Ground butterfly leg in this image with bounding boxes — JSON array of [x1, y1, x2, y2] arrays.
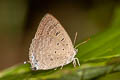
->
[[74, 58, 80, 66], [54, 67, 57, 70], [73, 58, 77, 67], [73, 57, 80, 67], [60, 65, 64, 69]]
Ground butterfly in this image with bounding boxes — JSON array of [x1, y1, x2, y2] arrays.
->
[[29, 13, 80, 70]]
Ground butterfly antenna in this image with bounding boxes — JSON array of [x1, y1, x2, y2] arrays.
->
[[73, 32, 78, 47], [75, 38, 90, 48]]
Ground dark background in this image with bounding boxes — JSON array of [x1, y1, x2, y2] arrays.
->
[[0, 0, 119, 70]]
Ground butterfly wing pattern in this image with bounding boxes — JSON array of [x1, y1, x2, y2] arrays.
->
[[29, 14, 77, 70]]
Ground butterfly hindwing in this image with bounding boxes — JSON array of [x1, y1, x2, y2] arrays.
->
[[29, 14, 76, 70]]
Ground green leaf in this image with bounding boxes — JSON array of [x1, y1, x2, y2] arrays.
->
[[97, 72, 120, 80], [76, 6, 120, 62], [1, 5, 120, 80]]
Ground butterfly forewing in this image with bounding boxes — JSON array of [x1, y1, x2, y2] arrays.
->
[[29, 14, 76, 70]]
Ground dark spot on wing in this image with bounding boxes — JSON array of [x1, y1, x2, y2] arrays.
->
[[56, 31, 60, 36], [36, 60, 38, 62], [32, 67, 37, 70], [57, 43, 59, 45], [61, 38, 64, 41], [50, 58, 53, 61]]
